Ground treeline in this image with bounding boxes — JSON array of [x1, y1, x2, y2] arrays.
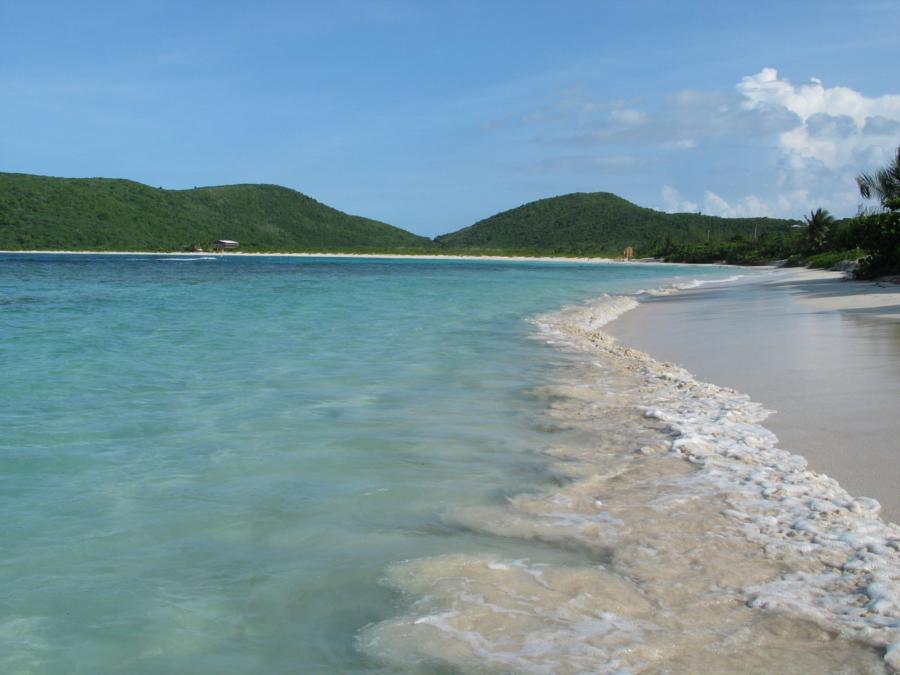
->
[[655, 147, 900, 279], [651, 217, 862, 268], [435, 191, 796, 255], [1, 150, 897, 278], [0, 174, 432, 252]]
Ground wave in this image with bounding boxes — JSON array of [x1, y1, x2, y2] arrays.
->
[[157, 256, 218, 261], [359, 278, 900, 673], [635, 272, 748, 297]]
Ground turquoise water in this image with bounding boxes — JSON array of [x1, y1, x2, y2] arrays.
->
[[0, 254, 740, 673]]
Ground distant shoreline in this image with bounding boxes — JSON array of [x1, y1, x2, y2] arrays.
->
[[0, 249, 738, 267]]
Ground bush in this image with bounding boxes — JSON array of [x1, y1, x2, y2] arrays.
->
[[805, 249, 864, 269], [854, 198, 900, 279]]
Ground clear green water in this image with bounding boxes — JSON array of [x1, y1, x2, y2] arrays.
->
[[0, 254, 739, 673]]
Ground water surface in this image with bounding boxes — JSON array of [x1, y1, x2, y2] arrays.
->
[[0, 254, 735, 673]]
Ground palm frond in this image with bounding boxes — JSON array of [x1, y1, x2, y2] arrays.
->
[[856, 145, 900, 207]]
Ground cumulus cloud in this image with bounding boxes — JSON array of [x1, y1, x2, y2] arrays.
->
[[661, 186, 698, 213], [661, 185, 811, 219], [521, 67, 898, 217], [661, 68, 900, 216], [737, 67, 900, 171], [699, 190, 809, 219]]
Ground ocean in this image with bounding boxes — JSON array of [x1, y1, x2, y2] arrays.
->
[[1, 254, 897, 673]]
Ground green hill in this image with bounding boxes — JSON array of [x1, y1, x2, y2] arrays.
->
[[0, 173, 432, 252], [435, 192, 799, 256], [0, 175, 803, 259]]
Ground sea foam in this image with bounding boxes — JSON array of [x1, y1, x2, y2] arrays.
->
[[361, 284, 900, 673]]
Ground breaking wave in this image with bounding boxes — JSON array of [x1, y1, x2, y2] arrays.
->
[[158, 256, 218, 261], [359, 285, 900, 673]]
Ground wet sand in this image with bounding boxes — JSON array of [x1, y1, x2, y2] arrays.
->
[[363, 278, 900, 672], [607, 269, 900, 524]]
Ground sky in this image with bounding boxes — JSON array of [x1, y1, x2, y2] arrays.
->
[[2, 1, 899, 237]]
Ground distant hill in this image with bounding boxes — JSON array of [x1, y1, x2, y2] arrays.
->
[[0, 175, 802, 257], [435, 192, 799, 256], [0, 173, 432, 252]]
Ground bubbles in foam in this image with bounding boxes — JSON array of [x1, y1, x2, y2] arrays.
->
[[358, 555, 660, 673], [360, 288, 900, 672], [158, 256, 218, 261]]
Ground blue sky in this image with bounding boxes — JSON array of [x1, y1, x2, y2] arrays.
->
[[2, 1, 899, 236]]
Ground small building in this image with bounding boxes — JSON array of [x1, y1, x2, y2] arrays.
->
[[213, 239, 239, 251], [623, 246, 634, 259]]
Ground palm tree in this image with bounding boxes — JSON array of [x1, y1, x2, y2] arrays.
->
[[804, 208, 834, 252], [856, 145, 900, 209]]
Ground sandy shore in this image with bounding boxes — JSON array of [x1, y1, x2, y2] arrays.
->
[[0, 249, 619, 263], [607, 268, 900, 524], [0, 249, 737, 267]]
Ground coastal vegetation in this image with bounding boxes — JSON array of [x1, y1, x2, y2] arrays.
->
[[853, 147, 900, 278], [435, 192, 796, 257], [852, 197, 899, 278], [856, 146, 900, 208], [803, 208, 835, 253], [1, 150, 898, 278], [655, 146, 900, 278]]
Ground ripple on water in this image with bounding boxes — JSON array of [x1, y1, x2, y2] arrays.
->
[[360, 292, 900, 673]]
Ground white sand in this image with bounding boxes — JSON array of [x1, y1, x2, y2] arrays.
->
[[607, 268, 900, 524], [0, 249, 740, 268], [786, 269, 900, 319], [0, 249, 622, 264]]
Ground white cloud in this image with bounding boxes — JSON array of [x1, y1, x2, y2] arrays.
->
[[699, 190, 804, 218], [520, 67, 898, 218], [662, 185, 811, 219], [609, 108, 648, 125], [737, 67, 900, 171], [660, 68, 900, 217], [660, 186, 698, 213], [662, 139, 696, 150]]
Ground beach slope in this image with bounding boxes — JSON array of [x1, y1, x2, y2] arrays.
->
[[607, 269, 900, 523]]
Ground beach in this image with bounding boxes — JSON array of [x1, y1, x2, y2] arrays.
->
[[607, 268, 900, 524], [4, 253, 900, 672], [363, 265, 900, 672], [0, 249, 630, 264], [2, 253, 748, 671]]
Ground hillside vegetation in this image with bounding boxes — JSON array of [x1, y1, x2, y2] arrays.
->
[[435, 192, 798, 257], [0, 173, 432, 252], [5, 170, 894, 276], [653, 146, 900, 276]]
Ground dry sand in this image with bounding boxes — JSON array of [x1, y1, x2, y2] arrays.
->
[[607, 268, 900, 524]]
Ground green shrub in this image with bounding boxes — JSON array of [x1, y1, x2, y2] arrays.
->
[[854, 198, 900, 279], [805, 249, 864, 269]]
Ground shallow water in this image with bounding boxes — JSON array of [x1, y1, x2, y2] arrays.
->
[[1, 253, 740, 673], [362, 291, 899, 672], [5, 254, 898, 673]]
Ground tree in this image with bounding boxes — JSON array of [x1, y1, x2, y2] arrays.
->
[[803, 208, 835, 252], [856, 145, 900, 209], [854, 197, 900, 279]]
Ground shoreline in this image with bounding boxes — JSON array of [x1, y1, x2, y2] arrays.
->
[[363, 269, 900, 671], [4, 252, 898, 669], [607, 266, 900, 523], [0, 249, 739, 268]]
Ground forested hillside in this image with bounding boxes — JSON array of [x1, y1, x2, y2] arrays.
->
[[0, 173, 432, 251]]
